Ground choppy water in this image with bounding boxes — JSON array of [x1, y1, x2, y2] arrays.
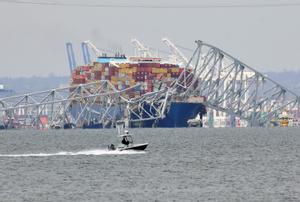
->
[[0, 128, 299, 201]]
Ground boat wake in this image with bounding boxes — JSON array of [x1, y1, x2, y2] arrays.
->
[[0, 149, 145, 157]]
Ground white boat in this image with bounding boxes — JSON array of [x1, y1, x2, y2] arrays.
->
[[109, 143, 148, 151], [108, 121, 148, 151]]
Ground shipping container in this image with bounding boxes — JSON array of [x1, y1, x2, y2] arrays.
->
[[71, 56, 186, 97]]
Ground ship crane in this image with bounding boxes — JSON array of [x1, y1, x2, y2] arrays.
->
[[162, 37, 190, 68], [131, 39, 152, 57]]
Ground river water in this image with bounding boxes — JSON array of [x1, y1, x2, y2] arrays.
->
[[0, 128, 299, 201]]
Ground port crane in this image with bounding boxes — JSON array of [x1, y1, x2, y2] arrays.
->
[[81, 42, 91, 65], [65, 43, 77, 74], [131, 39, 153, 58], [83, 40, 102, 57], [162, 38, 190, 68]]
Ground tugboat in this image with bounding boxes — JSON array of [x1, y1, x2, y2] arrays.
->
[[108, 121, 148, 151]]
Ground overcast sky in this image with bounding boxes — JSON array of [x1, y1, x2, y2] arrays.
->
[[0, 0, 300, 77]]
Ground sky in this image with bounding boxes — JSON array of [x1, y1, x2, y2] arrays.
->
[[0, 0, 300, 77]]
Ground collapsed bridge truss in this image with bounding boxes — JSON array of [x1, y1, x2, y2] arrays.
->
[[173, 40, 300, 127], [0, 81, 168, 129]]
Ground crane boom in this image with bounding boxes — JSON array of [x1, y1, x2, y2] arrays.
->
[[65, 42, 77, 75], [83, 40, 102, 57], [131, 39, 152, 57], [162, 37, 189, 67], [81, 42, 91, 65]]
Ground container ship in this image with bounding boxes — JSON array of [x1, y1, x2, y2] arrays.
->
[[70, 53, 206, 128]]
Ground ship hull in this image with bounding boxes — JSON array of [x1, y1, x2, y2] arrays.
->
[[69, 101, 206, 128], [130, 102, 206, 128]]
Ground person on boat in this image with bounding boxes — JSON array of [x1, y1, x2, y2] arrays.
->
[[121, 136, 130, 146], [121, 131, 130, 146]]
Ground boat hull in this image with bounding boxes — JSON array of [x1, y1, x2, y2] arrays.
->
[[117, 143, 148, 151]]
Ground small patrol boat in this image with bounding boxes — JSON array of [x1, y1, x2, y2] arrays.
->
[[107, 121, 148, 151], [108, 133, 148, 151]]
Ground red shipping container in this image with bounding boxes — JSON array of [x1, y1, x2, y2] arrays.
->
[[147, 74, 153, 80], [145, 67, 152, 73], [147, 86, 153, 92], [80, 75, 87, 79], [86, 72, 91, 79], [153, 63, 160, 68], [94, 75, 101, 80], [109, 67, 116, 75], [82, 66, 89, 71], [73, 78, 86, 84], [94, 71, 102, 76]]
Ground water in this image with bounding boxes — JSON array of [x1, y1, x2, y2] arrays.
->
[[0, 128, 299, 201]]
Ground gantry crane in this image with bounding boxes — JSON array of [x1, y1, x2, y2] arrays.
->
[[162, 37, 189, 68], [81, 42, 91, 65], [65, 42, 77, 75], [131, 39, 153, 57], [83, 40, 102, 57]]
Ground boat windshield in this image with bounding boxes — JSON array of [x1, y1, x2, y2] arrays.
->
[[116, 121, 125, 135]]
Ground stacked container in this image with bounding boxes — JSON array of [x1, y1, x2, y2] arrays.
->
[[71, 57, 184, 99]]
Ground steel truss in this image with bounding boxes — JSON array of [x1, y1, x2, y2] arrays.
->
[[172, 40, 300, 127], [0, 81, 168, 129]]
